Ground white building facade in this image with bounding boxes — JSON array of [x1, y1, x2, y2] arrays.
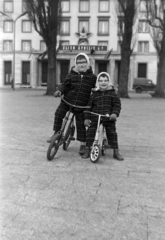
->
[[0, 0, 158, 89]]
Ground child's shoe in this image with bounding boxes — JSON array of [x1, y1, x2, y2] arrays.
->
[[47, 132, 56, 143], [113, 149, 124, 161], [82, 147, 90, 159], [79, 145, 86, 155]]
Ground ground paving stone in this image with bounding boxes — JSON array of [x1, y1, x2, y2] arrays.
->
[[0, 89, 165, 240]]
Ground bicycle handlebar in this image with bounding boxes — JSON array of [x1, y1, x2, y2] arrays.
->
[[84, 110, 109, 118], [60, 96, 90, 109]]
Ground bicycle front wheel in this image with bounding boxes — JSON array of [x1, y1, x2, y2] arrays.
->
[[47, 133, 62, 161], [90, 144, 100, 163]]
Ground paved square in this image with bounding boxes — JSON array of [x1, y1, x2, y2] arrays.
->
[[0, 89, 165, 240]]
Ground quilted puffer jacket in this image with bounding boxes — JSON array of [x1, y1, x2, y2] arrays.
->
[[58, 66, 97, 107], [84, 89, 121, 121]]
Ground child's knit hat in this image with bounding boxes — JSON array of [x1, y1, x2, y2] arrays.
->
[[95, 72, 113, 91]]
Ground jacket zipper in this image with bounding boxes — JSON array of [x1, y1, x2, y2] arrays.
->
[[74, 74, 83, 106]]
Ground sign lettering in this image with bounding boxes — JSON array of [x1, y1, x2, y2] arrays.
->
[[59, 45, 107, 51]]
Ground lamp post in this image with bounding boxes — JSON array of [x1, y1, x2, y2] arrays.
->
[[0, 11, 27, 90]]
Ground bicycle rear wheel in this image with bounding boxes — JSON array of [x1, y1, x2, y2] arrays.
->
[[90, 144, 100, 163], [47, 133, 62, 161], [63, 125, 75, 150]]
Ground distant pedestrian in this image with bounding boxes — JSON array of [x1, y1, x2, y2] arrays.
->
[[83, 72, 124, 161], [47, 53, 97, 155]]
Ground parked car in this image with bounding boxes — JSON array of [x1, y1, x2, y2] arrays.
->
[[133, 78, 156, 93]]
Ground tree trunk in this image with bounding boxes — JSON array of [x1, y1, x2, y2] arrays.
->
[[118, 48, 131, 98], [154, 10, 165, 98], [117, 0, 135, 98], [45, 45, 56, 95]]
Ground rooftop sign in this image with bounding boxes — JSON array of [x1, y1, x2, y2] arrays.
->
[[59, 45, 107, 51]]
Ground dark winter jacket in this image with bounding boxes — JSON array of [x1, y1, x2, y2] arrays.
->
[[84, 89, 121, 121], [58, 66, 96, 107]]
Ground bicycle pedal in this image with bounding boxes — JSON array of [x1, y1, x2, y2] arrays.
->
[[69, 136, 75, 141]]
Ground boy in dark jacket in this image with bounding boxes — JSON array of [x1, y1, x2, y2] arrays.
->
[[83, 72, 124, 161], [47, 53, 97, 155]]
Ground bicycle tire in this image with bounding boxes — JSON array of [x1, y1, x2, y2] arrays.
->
[[63, 125, 75, 150], [47, 133, 61, 161], [90, 144, 100, 163]]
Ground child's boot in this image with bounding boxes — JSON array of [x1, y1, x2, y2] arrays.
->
[[113, 149, 124, 161], [82, 147, 90, 159], [47, 132, 56, 143], [79, 145, 86, 155]]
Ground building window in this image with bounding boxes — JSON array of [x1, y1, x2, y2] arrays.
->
[[99, 0, 109, 12], [3, 40, 13, 51], [118, 17, 124, 35], [22, 40, 31, 52], [98, 18, 109, 36], [138, 20, 149, 33], [138, 63, 147, 78], [22, 20, 32, 33], [4, 0, 13, 13], [40, 41, 47, 51], [140, 0, 147, 12], [138, 41, 149, 52], [79, 0, 89, 12], [78, 18, 89, 32], [4, 20, 13, 32], [60, 41, 69, 45], [98, 41, 108, 46], [61, 0, 70, 12], [60, 18, 70, 35]]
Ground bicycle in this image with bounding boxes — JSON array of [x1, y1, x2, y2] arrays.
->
[[47, 96, 89, 161], [84, 111, 110, 163]]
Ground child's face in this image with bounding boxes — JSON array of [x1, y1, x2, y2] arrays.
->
[[76, 58, 88, 72], [98, 76, 109, 90]]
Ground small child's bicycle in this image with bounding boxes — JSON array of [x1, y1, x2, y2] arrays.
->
[[47, 96, 89, 161], [84, 111, 110, 163]]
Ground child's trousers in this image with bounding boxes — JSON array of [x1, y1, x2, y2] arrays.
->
[[53, 101, 86, 142], [86, 120, 118, 149]]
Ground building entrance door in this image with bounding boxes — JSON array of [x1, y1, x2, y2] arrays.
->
[[22, 61, 30, 85], [42, 61, 48, 85], [98, 61, 107, 73], [4, 61, 12, 85], [60, 60, 69, 83]]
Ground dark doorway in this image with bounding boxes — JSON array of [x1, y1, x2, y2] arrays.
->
[[98, 61, 107, 73], [42, 61, 48, 85], [60, 60, 69, 83], [4, 61, 12, 85], [22, 61, 30, 85], [138, 63, 147, 78]]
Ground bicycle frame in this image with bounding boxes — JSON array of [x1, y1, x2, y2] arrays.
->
[[92, 115, 104, 147], [57, 107, 75, 145]]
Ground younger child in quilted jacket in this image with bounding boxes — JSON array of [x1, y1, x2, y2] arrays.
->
[[83, 72, 124, 161]]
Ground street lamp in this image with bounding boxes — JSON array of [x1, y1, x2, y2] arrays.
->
[[0, 11, 27, 90]]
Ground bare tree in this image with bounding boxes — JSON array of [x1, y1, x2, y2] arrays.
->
[[24, 0, 61, 95], [144, 0, 165, 98], [115, 0, 137, 98]]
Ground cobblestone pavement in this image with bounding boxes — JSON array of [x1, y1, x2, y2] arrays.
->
[[0, 89, 165, 240]]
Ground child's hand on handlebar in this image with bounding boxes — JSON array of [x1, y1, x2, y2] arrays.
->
[[54, 90, 61, 97], [110, 114, 117, 121], [84, 119, 91, 127], [105, 113, 110, 118]]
